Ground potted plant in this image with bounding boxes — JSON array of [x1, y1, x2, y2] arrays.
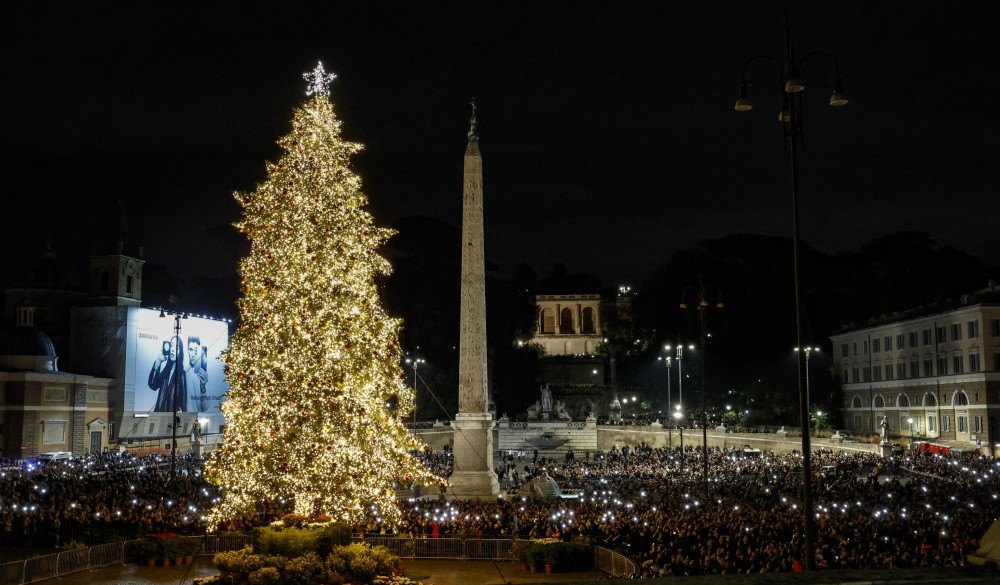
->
[[530, 547, 545, 572], [544, 545, 564, 573], [513, 540, 533, 572], [180, 537, 202, 565], [136, 539, 159, 567]]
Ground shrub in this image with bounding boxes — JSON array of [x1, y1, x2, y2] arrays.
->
[[248, 567, 281, 585], [254, 520, 352, 559], [255, 525, 320, 558], [212, 547, 270, 581], [326, 543, 398, 583], [284, 552, 323, 585]]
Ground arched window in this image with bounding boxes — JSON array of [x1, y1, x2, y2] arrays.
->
[[851, 396, 863, 408], [897, 394, 910, 408], [126, 275, 133, 294], [954, 391, 969, 406], [100, 270, 110, 291], [873, 395, 885, 408], [923, 393, 937, 407], [559, 308, 574, 334], [581, 307, 596, 334], [540, 308, 555, 334]]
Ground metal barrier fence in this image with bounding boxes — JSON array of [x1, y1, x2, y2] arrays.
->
[[0, 533, 254, 585], [56, 549, 88, 576], [88, 542, 123, 568], [594, 546, 637, 578], [463, 538, 514, 560], [21, 554, 56, 584], [1, 534, 621, 583], [203, 533, 254, 554], [0, 561, 23, 585]]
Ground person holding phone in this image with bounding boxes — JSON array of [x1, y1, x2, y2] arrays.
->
[[185, 335, 209, 412], [147, 335, 187, 412]]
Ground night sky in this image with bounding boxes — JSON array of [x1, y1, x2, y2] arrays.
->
[[2, 2, 998, 293]]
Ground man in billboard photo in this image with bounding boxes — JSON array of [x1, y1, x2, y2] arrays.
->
[[148, 335, 187, 412], [185, 335, 209, 412]]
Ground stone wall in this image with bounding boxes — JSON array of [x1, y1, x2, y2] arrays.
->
[[414, 424, 883, 459], [597, 425, 880, 455]]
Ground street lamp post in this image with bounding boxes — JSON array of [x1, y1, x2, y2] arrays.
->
[[795, 346, 821, 431], [405, 355, 425, 436], [662, 347, 673, 447], [674, 410, 685, 474], [675, 344, 694, 416], [734, 12, 848, 571], [159, 308, 188, 486], [680, 276, 723, 492]]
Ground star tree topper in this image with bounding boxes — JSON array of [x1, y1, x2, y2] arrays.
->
[[304, 61, 337, 96]]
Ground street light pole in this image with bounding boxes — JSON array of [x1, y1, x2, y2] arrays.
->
[[159, 307, 187, 486], [795, 346, 820, 433], [680, 276, 723, 492], [405, 355, 425, 436], [663, 347, 673, 447], [734, 12, 847, 571], [676, 345, 684, 413]]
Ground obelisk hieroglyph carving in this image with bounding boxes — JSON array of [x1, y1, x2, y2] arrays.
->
[[449, 99, 499, 498]]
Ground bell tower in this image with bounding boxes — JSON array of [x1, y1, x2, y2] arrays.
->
[[88, 201, 143, 307]]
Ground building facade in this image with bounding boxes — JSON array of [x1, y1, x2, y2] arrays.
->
[[833, 298, 1000, 453], [532, 294, 603, 356]]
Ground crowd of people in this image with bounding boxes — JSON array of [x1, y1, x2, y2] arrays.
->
[[1, 443, 997, 574], [0, 452, 213, 545], [381, 444, 992, 574]]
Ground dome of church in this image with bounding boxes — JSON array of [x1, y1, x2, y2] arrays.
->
[[0, 326, 57, 357]]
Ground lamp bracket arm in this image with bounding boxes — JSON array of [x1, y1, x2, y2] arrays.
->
[[796, 51, 842, 77], [740, 55, 784, 82]]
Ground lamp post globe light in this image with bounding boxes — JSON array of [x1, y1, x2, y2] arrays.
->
[[734, 12, 847, 571]]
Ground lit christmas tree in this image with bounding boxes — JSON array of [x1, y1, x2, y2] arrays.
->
[[207, 63, 440, 527]]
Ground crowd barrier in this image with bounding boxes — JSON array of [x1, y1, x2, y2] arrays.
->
[[594, 546, 638, 578], [352, 536, 512, 560], [0, 533, 251, 585], [1, 533, 627, 584]]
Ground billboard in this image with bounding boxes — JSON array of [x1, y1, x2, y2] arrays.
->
[[131, 308, 229, 414]]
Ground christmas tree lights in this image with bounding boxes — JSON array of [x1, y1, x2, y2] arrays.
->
[[207, 64, 440, 528]]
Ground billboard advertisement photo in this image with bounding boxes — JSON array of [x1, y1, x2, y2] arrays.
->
[[131, 308, 229, 414]]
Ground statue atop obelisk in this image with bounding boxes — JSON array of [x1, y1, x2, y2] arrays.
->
[[449, 99, 500, 498]]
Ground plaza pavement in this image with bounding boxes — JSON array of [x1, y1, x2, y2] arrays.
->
[[48, 557, 1000, 585]]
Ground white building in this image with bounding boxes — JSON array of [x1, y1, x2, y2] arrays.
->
[[833, 293, 1000, 453]]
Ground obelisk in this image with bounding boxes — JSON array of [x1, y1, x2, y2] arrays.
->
[[449, 99, 500, 498]]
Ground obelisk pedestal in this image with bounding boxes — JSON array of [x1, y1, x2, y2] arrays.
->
[[449, 101, 499, 498]]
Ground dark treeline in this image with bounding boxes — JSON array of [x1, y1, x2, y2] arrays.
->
[[381, 224, 999, 428]]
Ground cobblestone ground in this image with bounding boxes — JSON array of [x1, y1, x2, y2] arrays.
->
[[39, 557, 1000, 585]]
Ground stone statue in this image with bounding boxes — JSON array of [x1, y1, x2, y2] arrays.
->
[[879, 416, 889, 442], [526, 401, 542, 421], [191, 419, 203, 442], [553, 400, 572, 421], [540, 384, 553, 412]]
